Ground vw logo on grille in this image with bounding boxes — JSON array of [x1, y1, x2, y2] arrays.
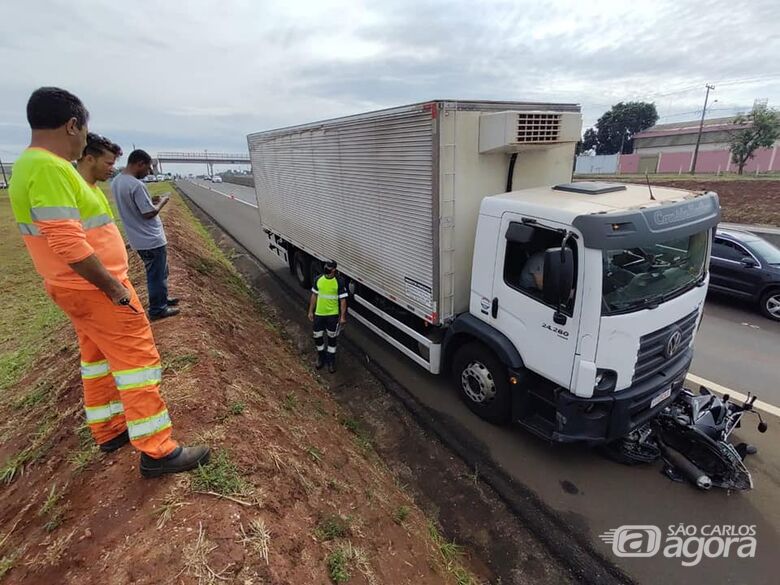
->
[[665, 329, 683, 358]]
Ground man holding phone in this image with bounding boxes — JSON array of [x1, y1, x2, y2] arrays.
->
[[112, 149, 179, 320]]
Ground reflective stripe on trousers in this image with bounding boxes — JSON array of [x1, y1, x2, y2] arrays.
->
[[85, 400, 125, 424], [127, 408, 172, 440], [81, 359, 110, 379], [113, 365, 162, 391]]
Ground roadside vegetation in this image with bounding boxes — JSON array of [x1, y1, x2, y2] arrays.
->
[[0, 188, 67, 394]]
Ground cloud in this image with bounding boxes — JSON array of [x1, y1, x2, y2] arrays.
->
[[1, 0, 778, 161]]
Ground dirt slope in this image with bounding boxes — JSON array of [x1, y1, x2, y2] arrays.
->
[[0, 192, 481, 584], [599, 178, 780, 226], [652, 179, 780, 226]]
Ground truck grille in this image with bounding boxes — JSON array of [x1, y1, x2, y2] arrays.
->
[[633, 310, 698, 384], [516, 113, 561, 143]]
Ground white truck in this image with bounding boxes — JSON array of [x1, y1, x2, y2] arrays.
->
[[247, 100, 720, 443]]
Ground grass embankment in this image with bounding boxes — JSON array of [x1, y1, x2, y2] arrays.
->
[[0, 185, 481, 584], [0, 189, 66, 393]]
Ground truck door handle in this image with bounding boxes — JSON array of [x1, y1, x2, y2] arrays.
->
[[491, 297, 499, 318]]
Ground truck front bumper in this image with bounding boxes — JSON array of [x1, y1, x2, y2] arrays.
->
[[551, 349, 692, 444]]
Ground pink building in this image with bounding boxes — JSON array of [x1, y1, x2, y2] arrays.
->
[[631, 116, 780, 173]]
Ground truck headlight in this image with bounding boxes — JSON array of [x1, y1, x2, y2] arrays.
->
[[594, 369, 617, 395]]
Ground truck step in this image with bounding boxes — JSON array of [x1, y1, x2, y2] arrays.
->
[[517, 413, 555, 441]]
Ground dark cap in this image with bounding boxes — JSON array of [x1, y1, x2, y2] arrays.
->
[[324, 260, 338, 271]]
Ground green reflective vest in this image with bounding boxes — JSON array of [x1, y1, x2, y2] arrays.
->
[[312, 275, 347, 316]]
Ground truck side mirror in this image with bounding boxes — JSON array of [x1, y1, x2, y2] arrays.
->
[[542, 247, 574, 307]]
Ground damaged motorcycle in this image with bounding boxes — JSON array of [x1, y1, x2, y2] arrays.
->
[[605, 386, 768, 491]]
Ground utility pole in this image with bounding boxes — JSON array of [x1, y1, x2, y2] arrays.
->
[[690, 84, 715, 174], [0, 157, 8, 187]]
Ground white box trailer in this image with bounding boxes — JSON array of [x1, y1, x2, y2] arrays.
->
[[248, 100, 582, 326]]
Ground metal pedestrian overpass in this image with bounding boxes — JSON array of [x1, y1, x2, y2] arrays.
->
[[155, 151, 250, 175]]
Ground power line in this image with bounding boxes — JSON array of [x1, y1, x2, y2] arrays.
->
[[656, 106, 749, 122], [711, 73, 780, 88], [631, 73, 780, 104]]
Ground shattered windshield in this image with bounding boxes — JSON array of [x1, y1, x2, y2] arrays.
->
[[602, 231, 709, 315]]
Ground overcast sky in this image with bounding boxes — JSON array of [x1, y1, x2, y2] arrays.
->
[[2, 0, 779, 171]]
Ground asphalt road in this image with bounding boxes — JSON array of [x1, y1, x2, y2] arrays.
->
[[177, 179, 780, 585]]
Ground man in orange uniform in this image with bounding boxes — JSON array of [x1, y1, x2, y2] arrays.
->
[[9, 87, 209, 478]]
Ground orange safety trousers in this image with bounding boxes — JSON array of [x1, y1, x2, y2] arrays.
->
[[45, 280, 178, 459]]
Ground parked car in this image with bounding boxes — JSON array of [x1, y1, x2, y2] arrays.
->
[[156, 174, 166, 182], [709, 228, 780, 321], [143, 175, 156, 183], [212, 176, 223, 183]]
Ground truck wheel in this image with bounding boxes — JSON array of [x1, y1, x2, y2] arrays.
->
[[287, 249, 296, 275], [759, 289, 780, 321], [294, 253, 311, 289], [453, 342, 511, 424], [310, 259, 323, 285]]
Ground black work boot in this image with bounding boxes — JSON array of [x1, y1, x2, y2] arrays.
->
[[150, 307, 180, 321], [328, 359, 337, 374], [315, 354, 324, 370], [99, 429, 130, 453], [140, 445, 210, 478]]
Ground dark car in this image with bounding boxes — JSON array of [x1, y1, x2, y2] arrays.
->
[[709, 228, 780, 321]]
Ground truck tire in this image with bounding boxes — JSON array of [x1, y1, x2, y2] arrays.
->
[[759, 288, 780, 321], [310, 259, 324, 285], [294, 253, 311, 289], [452, 342, 511, 424], [287, 248, 296, 275]]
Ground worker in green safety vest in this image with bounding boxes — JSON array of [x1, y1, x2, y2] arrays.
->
[[308, 260, 348, 373]]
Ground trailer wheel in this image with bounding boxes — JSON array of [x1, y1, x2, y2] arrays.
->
[[310, 259, 324, 285], [294, 253, 311, 289], [453, 342, 511, 424], [287, 248, 296, 275]]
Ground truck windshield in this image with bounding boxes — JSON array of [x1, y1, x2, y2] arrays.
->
[[602, 231, 708, 315]]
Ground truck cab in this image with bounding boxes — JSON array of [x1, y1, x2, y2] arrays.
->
[[447, 181, 720, 443]]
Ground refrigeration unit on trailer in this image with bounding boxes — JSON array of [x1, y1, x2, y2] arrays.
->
[[247, 100, 720, 443]]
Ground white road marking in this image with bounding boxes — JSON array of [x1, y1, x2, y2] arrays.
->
[[686, 373, 780, 418], [190, 180, 258, 209]]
